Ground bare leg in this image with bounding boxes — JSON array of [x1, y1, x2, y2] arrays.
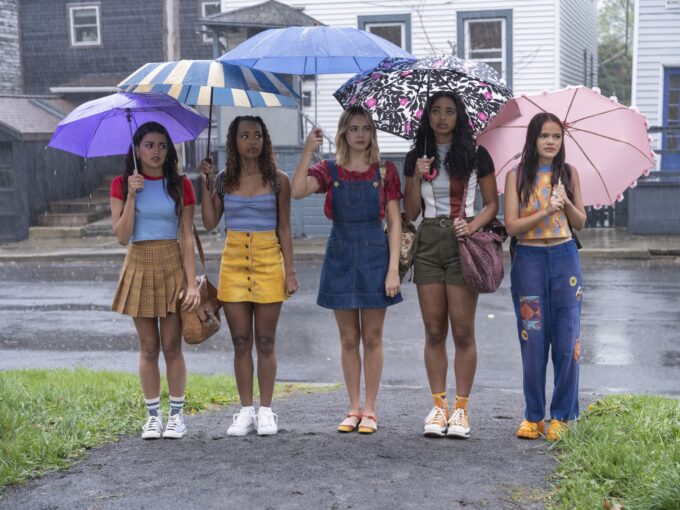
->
[[133, 317, 161, 399], [223, 302, 255, 406], [159, 312, 186, 397], [446, 284, 479, 397], [417, 283, 450, 394], [359, 307, 386, 416], [334, 309, 362, 415], [253, 302, 283, 407]]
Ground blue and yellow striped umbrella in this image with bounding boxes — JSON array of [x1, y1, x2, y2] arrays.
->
[[118, 59, 298, 108]]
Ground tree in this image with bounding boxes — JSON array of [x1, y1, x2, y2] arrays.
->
[[598, 0, 634, 105]]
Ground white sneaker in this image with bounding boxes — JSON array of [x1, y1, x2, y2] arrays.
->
[[446, 408, 471, 439], [142, 412, 163, 440], [227, 407, 256, 436], [162, 411, 186, 439], [423, 406, 448, 437], [256, 407, 278, 436]]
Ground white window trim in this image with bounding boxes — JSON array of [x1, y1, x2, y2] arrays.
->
[[202, 1, 220, 44], [464, 18, 506, 77], [364, 21, 406, 49], [69, 4, 101, 47]]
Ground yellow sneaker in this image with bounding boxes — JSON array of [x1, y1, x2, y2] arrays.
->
[[423, 397, 449, 437], [446, 408, 470, 439], [546, 419, 568, 441], [516, 419, 545, 439]]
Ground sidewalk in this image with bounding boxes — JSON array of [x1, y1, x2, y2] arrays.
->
[[1, 219, 680, 262], [0, 385, 577, 509]]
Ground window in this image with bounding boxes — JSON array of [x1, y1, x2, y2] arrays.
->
[[358, 14, 411, 52], [202, 1, 220, 43], [457, 10, 513, 88], [69, 4, 101, 46]]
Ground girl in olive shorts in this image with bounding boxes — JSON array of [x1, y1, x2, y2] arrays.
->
[[403, 90, 499, 439]]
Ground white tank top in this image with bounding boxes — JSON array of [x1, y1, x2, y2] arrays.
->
[[421, 143, 477, 218]]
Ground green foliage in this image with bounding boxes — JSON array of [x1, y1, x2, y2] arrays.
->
[[0, 369, 317, 488], [598, 0, 634, 105], [549, 394, 680, 510]]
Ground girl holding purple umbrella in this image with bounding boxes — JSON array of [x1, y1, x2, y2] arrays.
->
[[110, 121, 201, 440], [403, 90, 499, 439], [291, 106, 402, 434], [504, 112, 586, 441]]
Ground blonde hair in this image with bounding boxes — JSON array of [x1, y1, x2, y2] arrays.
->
[[334, 106, 380, 166]]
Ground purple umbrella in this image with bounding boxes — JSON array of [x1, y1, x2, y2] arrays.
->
[[48, 92, 209, 171]]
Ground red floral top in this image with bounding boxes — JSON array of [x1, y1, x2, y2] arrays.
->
[[308, 159, 402, 220]]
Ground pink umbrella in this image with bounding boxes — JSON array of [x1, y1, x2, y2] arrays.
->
[[476, 86, 656, 206]]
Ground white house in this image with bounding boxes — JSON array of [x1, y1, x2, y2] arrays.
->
[[632, 0, 680, 171], [628, 0, 680, 234], [218, 0, 598, 155]]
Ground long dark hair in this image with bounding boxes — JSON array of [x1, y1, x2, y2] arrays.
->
[[517, 112, 573, 207], [411, 90, 477, 179], [221, 115, 277, 193], [122, 122, 182, 217]]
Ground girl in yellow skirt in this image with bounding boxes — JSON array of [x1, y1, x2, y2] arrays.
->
[[110, 121, 200, 440], [200, 116, 298, 436]]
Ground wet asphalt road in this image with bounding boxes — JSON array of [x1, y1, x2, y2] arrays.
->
[[1, 257, 679, 396]]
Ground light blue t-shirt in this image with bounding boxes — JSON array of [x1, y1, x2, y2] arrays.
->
[[131, 178, 180, 242]]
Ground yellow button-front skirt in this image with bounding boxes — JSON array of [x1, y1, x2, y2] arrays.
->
[[217, 230, 287, 303]]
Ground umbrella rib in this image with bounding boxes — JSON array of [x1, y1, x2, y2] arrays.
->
[[563, 87, 579, 123], [569, 126, 655, 163], [519, 96, 549, 115], [567, 105, 628, 125], [565, 129, 613, 204]]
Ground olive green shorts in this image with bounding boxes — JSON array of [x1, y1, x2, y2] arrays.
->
[[413, 217, 466, 286]]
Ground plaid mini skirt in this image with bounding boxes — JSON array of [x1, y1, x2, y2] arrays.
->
[[217, 230, 287, 304], [112, 240, 184, 318]]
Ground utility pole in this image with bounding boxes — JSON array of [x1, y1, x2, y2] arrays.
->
[[163, 0, 180, 62]]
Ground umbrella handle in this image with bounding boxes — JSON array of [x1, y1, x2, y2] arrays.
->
[[125, 109, 139, 175]]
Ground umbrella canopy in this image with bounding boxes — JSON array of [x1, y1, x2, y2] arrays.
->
[[117, 59, 298, 108], [48, 92, 208, 158], [476, 86, 656, 206], [333, 55, 513, 138], [218, 26, 414, 75]]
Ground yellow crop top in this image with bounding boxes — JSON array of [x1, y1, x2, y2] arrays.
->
[[518, 166, 570, 240]]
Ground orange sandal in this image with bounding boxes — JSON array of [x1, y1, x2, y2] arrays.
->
[[337, 413, 362, 433], [358, 414, 377, 434]]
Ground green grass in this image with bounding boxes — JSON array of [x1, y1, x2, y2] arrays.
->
[[549, 394, 680, 510], [0, 368, 321, 488]]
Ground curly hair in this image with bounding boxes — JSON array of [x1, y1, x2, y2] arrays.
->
[[334, 106, 380, 166], [406, 90, 478, 180], [517, 112, 573, 207], [121, 122, 182, 218], [221, 116, 278, 194]]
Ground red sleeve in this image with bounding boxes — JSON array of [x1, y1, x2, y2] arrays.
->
[[384, 160, 403, 201], [183, 176, 196, 206], [110, 175, 123, 200], [307, 159, 332, 193]]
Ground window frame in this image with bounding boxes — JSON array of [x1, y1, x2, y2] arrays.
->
[[358, 14, 412, 52], [456, 9, 513, 89], [68, 3, 101, 47], [201, 1, 221, 44]]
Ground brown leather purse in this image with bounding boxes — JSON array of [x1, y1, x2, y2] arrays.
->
[[181, 225, 221, 344], [456, 179, 508, 293]]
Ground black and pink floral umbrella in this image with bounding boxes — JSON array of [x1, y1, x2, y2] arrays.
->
[[333, 55, 513, 138]]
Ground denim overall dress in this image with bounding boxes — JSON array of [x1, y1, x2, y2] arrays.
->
[[316, 160, 403, 309]]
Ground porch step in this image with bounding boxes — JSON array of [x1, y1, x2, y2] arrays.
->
[[29, 226, 85, 239], [49, 197, 110, 214], [37, 211, 106, 227]]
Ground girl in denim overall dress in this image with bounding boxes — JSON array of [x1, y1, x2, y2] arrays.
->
[[503, 112, 587, 441], [292, 106, 402, 434]]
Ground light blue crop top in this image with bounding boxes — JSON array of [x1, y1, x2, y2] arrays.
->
[[223, 192, 277, 232], [131, 178, 180, 242]]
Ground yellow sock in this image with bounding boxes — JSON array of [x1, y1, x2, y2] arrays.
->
[[432, 391, 448, 410], [454, 394, 469, 411]]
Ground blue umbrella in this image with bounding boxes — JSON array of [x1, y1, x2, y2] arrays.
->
[[48, 92, 208, 173], [219, 26, 415, 121]]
